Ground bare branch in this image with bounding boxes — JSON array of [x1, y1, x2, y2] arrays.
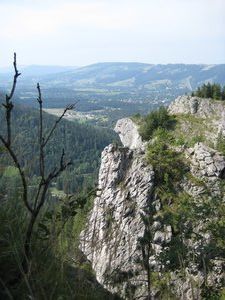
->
[[7, 53, 21, 101], [1, 55, 75, 279], [0, 135, 33, 214], [37, 83, 45, 179], [2, 53, 21, 147], [35, 182, 50, 215], [33, 181, 44, 211], [51, 160, 72, 180], [43, 101, 78, 147], [0, 53, 32, 213], [37, 83, 42, 105], [47, 148, 72, 181], [60, 148, 65, 168]]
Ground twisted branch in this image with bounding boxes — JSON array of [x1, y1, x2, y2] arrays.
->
[[43, 102, 78, 148], [2, 53, 21, 146], [1, 54, 74, 277], [0, 53, 32, 213]]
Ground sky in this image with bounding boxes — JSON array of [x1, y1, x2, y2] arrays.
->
[[0, 0, 225, 67]]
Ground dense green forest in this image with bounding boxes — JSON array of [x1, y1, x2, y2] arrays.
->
[[192, 82, 225, 100], [0, 104, 118, 195], [0, 100, 120, 299]]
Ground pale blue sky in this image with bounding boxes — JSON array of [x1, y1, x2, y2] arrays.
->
[[0, 0, 225, 67]]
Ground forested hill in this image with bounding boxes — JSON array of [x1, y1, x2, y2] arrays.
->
[[41, 62, 225, 88], [2, 63, 225, 90], [0, 104, 118, 194]]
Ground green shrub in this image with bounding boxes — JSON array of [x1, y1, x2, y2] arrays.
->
[[146, 138, 186, 192], [189, 134, 205, 147], [131, 113, 142, 125], [172, 135, 186, 147], [139, 106, 176, 141]]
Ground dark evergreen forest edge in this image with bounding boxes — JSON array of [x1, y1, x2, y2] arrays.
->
[[0, 103, 118, 195], [192, 82, 225, 100], [0, 91, 119, 298]]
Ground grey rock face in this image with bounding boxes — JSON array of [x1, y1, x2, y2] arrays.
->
[[153, 225, 172, 244], [188, 142, 225, 179], [114, 118, 144, 150], [218, 116, 225, 136], [80, 144, 154, 299], [168, 95, 225, 119], [79, 112, 225, 299], [184, 143, 224, 197], [168, 95, 225, 145]]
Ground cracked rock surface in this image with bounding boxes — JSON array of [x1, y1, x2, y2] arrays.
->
[[79, 105, 225, 299], [80, 144, 154, 299], [114, 118, 145, 150]]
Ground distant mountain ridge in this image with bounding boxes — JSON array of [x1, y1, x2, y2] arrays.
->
[[1, 62, 225, 123], [38, 62, 225, 91], [0, 65, 77, 77], [1, 62, 225, 90]]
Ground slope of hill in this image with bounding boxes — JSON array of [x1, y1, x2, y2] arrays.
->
[[1, 63, 225, 126], [40, 62, 225, 91]]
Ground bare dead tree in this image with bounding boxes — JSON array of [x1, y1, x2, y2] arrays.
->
[[0, 53, 76, 276]]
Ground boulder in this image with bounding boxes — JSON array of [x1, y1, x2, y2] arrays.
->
[[114, 118, 144, 150]]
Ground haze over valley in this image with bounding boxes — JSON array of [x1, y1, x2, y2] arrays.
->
[[1, 62, 225, 126]]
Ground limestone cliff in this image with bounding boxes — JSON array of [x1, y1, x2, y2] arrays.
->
[[80, 96, 225, 299], [168, 95, 225, 140], [80, 143, 154, 298], [168, 95, 225, 119]]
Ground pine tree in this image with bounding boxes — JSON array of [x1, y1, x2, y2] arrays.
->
[[193, 83, 225, 100], [222, 86, 225, 100], [212, 83, 221, 100]]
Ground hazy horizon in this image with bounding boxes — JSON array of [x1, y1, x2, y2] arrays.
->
[[1, 0, 225, 68], [2, 61, 225, 72]]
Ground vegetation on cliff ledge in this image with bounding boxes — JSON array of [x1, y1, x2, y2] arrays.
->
[[137, 104, 225, 299], [139, 106, 176, 141], [192, 82, 225, 100]]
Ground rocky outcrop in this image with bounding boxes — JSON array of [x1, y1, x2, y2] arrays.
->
[[187, 142, 225, 179], [80, 144, 154, 299], [114, 118, 145, 150], [168, 95, 225, 119], [169, 96, 225, 143], [80, 98, 225, 299]]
